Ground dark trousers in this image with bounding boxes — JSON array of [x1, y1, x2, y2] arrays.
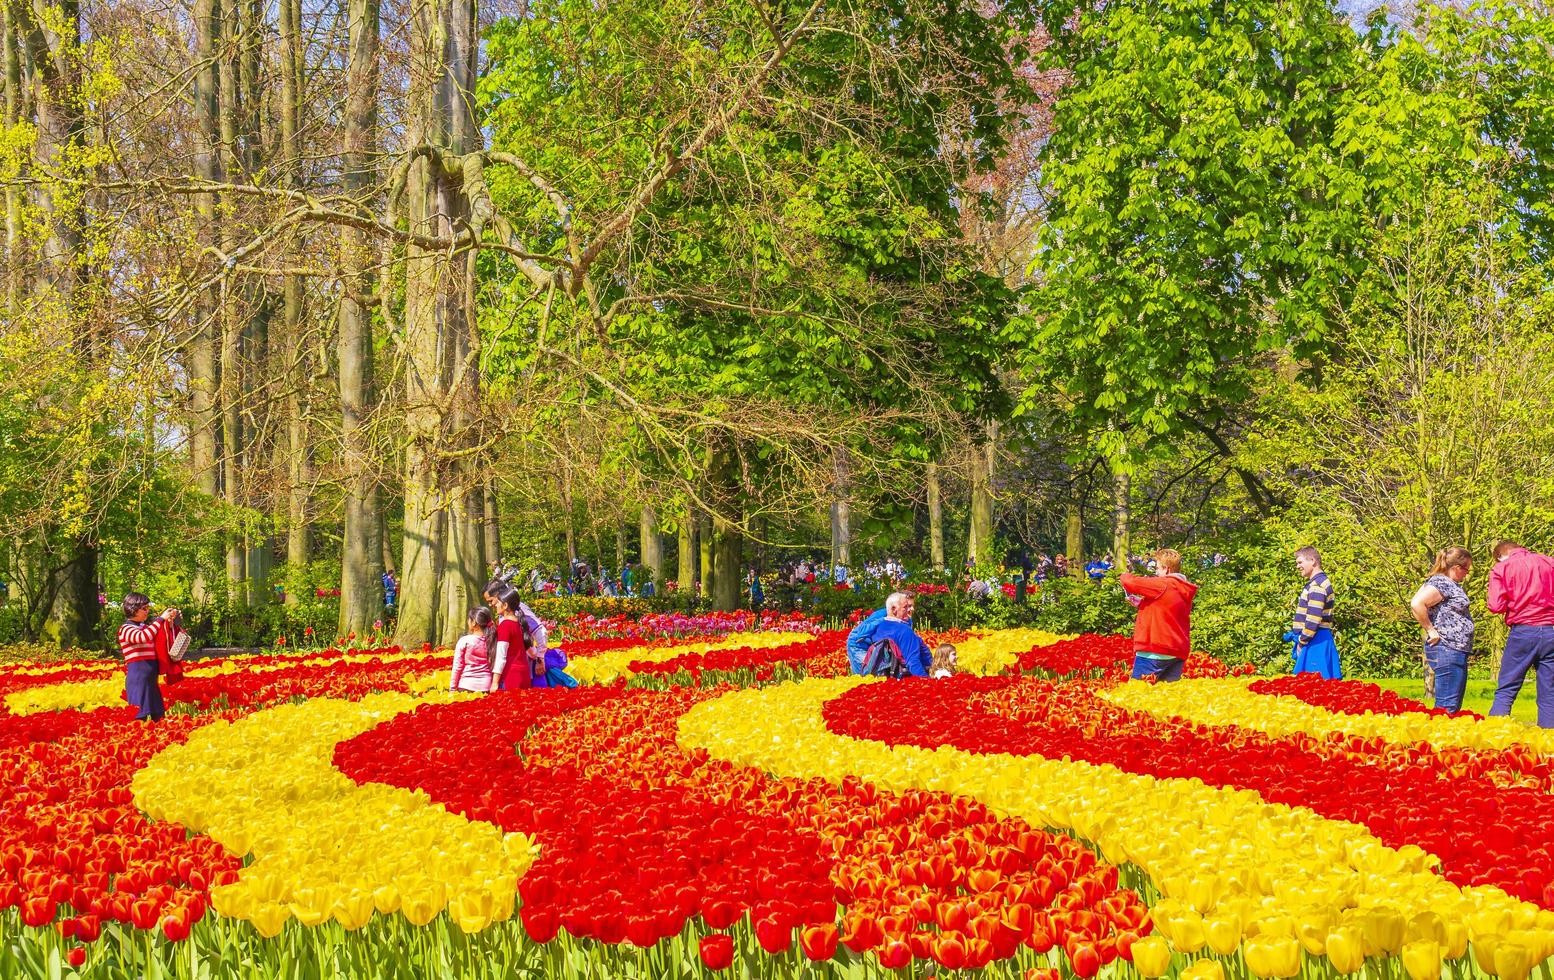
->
[[1130, 655, 1184, 682], [125, 661, 165, 721], [1490, 624, 1554, 728]]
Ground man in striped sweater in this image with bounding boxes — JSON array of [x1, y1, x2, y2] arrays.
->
[[1284, 546, 1341, 679], [117, 593, 181, 721]]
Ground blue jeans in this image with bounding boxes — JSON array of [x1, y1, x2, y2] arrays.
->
[[1491, 624, 1554, 728], [1131, 655, 1184, 682], [1424, 644, 1469, 713]]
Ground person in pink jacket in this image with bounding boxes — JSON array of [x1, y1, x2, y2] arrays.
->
[[450, 607, 496, 694], [1486, 540, 1554, 727]]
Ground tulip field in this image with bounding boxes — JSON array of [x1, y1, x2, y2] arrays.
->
[[2, 615, 1553, 980]]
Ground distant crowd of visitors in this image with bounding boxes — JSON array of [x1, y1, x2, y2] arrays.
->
[[111, 538, 1554, 729]]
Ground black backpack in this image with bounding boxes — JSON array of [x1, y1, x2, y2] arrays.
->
[[860, 638, 908, 679]]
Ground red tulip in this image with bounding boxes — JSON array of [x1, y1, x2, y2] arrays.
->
[[521, 905, 560, 944], [161, 910, 191, 943], [66, 947, 85, 968], [699, 934, 734, 971], [1070, 941, 1102, 978], [877, 940, 912, 969], [754, 916, 793, 954], [933, 934, 967, 970], [840, 911, 884, 953], [20, 896, 56, 928], [800, 924, 838, 961]]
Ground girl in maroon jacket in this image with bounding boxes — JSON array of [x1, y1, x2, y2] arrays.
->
[[1119, 549, 1198, 682]]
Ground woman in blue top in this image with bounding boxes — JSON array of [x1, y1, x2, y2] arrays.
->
[[1409, 547, 1474, 713]]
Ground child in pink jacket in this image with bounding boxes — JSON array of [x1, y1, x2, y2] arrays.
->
[[450, 607, 495, 693]]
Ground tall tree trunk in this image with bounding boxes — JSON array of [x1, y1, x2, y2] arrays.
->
[[697, 507, 714, 598], [337, 0, 381, 632], [639, 503, 663, 588], [968, 428, 995, 568], [277, 0, 310, 597], [1111, 466, 1130, 565], [483, 480, 501, 567], [829, 448, 850, 572], [216, 0, 248, 600], [395, 0, 479, 647], [1065, 486, 1084, 576], [44, 542, 97, 648], [676, 508, 694, 589], [22, 0, 98, 646], [189, 0, 221, 508], [927, 462, 944, 573], [2, 1, 22, 313], [708, 446, 741, 612]]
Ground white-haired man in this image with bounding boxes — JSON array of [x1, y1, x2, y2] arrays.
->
[[847, 592, 902, 673], [852, 591, 932, 677]]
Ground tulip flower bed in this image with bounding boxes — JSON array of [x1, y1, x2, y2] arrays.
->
[[2, 621, 1554, 980]]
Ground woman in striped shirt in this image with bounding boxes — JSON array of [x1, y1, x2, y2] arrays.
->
[[116, 593, 181, 721]]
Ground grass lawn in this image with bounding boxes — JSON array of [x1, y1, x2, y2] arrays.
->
[[1359, 676, 1540, 724]]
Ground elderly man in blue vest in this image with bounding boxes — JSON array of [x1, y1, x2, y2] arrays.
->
[[848, 591, 925, 674]]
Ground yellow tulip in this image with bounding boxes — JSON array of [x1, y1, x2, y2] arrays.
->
[[1244, 936, 1301, 979], [1401, 939, 1442, 980], [1361, 907, 1407, 956], [1180, 959, 1225, 980], [1169, 912, 1208, 954], [288, 887, 332, 927], [1493, 941, 1534, 980], [249, 903, 290, 939], [1474, 934, 1501, 976], [1296, 912, 1333, 956], [1207, 914, 1243, 956], [1442, 920, 1469, 961], [1407, 911, 1446, 946], [372, 884, 401, 916], [1186, 877, 1221, 914], [1131, 936, 1173, 978], [452, 890, 494, 935], [1470, 909, 1512, 945], [332, 891, 375, 931], [1250, 915, 1295, 941], [1326, 927, 1366, 975]]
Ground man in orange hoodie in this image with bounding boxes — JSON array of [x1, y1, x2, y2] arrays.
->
[[1119, 548, 1199, 682]]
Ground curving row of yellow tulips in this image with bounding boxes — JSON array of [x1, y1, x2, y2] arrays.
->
[[566, 630, 815, 685], [1103, 677, 1554, 758], [131, 692, 535, 936], [3, 647, 442, 716], [949, 628, 1065, 676], [677, 678, 1554, 979]]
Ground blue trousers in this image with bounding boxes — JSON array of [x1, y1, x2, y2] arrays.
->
[[1131, 655, 1184, 682], [125, 661, 164, 721], [1424, 644, 1469, 714], [1491, 624, 1554, 728]]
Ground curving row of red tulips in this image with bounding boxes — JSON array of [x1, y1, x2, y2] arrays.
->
[[0, 708, 241, 946], [1250, 674, 1473, 718], [333, 685, 1150, 973], [823, 676, 1554, 909]]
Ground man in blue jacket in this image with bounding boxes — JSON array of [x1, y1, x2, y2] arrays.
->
[[848, 592, 930, 676]]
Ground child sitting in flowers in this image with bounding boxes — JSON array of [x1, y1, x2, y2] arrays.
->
[[450, 607, 495, 693], [931, 643, 957, 679]]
